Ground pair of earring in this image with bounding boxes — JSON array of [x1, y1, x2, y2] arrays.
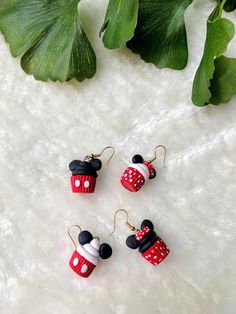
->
[[69, 145, 167, 193], [68, 209, 170, 279]]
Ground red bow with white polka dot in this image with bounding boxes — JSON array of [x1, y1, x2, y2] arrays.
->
[[135, 227, 151, 241]]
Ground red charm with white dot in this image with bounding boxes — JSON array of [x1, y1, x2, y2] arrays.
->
[[142, 238, 170, 266], [121, 154, 156, 192], [71, 175, 96, 193]]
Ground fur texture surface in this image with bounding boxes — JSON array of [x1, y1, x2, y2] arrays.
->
[[0, 0, 236, 313]]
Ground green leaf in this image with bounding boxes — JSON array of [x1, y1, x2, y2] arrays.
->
[[100, 0, 138, 49], [0, 0, 96, 82], [210, 56, 236, 105], [127, 0, 193, 70], [221, 0, 236, 12], [192, 2, 235, 106]]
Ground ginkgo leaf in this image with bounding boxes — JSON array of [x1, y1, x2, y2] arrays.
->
[[210, 56, 236, 105], [127, 0, 193, 70], [192, 2, 235, 106], [100, 0, 138, 49], [0, 0, 96, 82], [221, 0, 236, 12]]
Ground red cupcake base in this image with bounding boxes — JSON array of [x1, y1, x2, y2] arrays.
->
[[142, 238, 170, 266], [69, 250, 96, 278], [70, 175, 96, 193], [121, 167, 145, 192]]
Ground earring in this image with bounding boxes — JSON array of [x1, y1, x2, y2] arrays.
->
[[109, 209, 170, 266], [69, 146, 115, 194], [68, 225, 112, 278], [120, 145, 167, 192]]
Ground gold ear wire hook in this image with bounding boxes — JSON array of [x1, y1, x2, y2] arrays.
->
[[68, 225, 81, 249], [85, 146, 115, 166], [148, 145, 167, 167], [109, 209, 137, 237]]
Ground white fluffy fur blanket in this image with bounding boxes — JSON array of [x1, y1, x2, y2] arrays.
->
[[0, 0, 235, 313]]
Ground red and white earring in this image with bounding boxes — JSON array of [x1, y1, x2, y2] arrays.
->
[[109, 209, 170, 267], [69, 146, 115, 194], [120, 145, 167, 192], [68, 225, 112, 278]]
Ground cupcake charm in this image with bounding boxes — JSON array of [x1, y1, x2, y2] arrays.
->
[[120, 145, 166, 192], [126, 219, 170, 266], [68, 225, 112, 278], [69, 158, 102, 193], [69, 147, 115, 194]]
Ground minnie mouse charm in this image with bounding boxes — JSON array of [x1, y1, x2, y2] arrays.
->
[[68, 225, 112, 278], [69, 146, 115, 193], [126, 219, 170, 266], [120, 145, 166, 192]]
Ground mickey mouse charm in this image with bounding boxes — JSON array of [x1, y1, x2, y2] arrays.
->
[[68, 225, 112, 278], [126, 219, 170, 266], [120, 145, 166, 192], [69, 147, 115, 194]]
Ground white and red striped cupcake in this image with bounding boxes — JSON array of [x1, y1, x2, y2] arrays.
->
[[69, 230, 112, 278], [121, 154, 156, 192], [126, 219, 170, 266], [69, 158, 102, 193]]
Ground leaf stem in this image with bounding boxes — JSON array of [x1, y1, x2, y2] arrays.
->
[[209, 0, 227, 22]]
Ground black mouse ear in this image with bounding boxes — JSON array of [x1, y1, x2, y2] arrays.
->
[[99, 243, 112, 259], [141, 219, 154, 231], [126, 235, 139, 249], [69, 160, 81, 171], [132, 154, 144, 164], [78, 230, 93, 245], [89, 158, 102, 171]]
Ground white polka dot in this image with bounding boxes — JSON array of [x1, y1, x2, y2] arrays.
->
[[125, 178, 127, 180], [134, 184, 137, 187], [161, 253, 164, 256], [125, 174, 127, 177], [160, 247, 163, 250], [138, 175, 141, 178], [154, 262, 158, 265], [137, 180, 140, 183], [154, 256, 157, 259], [75, 180, 80, 187], [151, 250, 154, 253], [129, 170, 132, 174], [81, 264, 88, 273], [84, 181, 90, 188], [73, 257, 79, 266]]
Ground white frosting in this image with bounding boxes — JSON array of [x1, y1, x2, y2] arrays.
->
[[77, 244, 99, 266], [90, 238, 100, 250], [76, 238, 101, 266], [128, 163, 149, 181], [84, 243, 99, 257]]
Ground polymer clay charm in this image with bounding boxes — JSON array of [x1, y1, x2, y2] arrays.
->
[[126, 219, 170, 266], [68, 225, 112, 278], [69, 146, 115, 193], [109, 209, 170, 267], [120, 145, 166, 192]]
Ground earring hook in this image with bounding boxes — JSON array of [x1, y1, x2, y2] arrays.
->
[[68, 225, 81, 249], [148, 145, 167, 167], [84, 146, 115, 165], [109, 209, 138, 237]]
